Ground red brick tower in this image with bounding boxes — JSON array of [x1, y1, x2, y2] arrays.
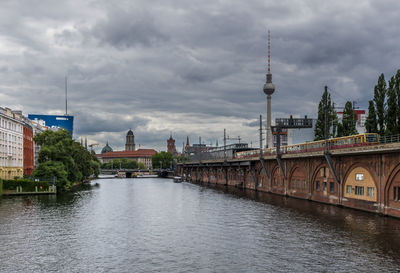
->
[[167, 133, 176, 154], [23, 124, 34, 176]]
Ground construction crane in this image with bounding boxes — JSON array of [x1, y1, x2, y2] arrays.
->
[[88, 143, 99, 151]]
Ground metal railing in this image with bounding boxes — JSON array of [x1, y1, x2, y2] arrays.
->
[[183, 133, 400, 163], [379, 134, 400, 144], [30, 177, 57, 185]]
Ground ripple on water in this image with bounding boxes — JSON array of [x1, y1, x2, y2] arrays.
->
[[1, 178, 400, 272]]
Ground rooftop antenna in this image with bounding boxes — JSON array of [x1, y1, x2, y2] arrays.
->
[[65, 76, 68, 116]]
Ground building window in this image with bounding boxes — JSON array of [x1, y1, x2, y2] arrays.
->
[[355, 186, 364, 195], [397, 187, 400, 201], [394, 187, 400, 201], [367, 187, 374, 197], [355, 173, 364, 181], [321, 167, 326, 178], [346, 185, 352, 194], [316, 181, 320, 191], [323, 182, 327, 192], [303, 181, 306, 190], [330, 182, 335, 193]]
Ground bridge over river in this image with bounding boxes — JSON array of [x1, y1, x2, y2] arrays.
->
[[178, 141, 400, 218]]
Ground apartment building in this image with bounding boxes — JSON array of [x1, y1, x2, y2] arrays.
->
[[0, 107, 24, 179]]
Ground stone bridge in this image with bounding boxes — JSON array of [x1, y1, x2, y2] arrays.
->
[[177, 143, 400, 218]]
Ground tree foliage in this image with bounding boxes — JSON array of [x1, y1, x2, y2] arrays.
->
[[152, 152, 173, 169], [365, 100, 378, 133], [101, 158, 146, 170], [32, 130, 100, 190], [33, 161, 68, 189], [374, 73, 387, 135], [395, 69, 400, 134], [386, 76, 397, 135], [314, 90, 338, 140], [340, 101, 358, 136]]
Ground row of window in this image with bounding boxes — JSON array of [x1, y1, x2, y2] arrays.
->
[[316, 181, 335, 193], [346, 185, 375, 197], [292, 180, 306, 190], [0, 118, 23, 132], [0, 132, 23, 142]]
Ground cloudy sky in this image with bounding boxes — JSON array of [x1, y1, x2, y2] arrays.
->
[[1, 0, 400, 152]]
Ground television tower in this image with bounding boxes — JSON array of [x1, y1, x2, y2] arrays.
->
[[263, 30, 275, 148]]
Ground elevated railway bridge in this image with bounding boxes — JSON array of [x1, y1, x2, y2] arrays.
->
[[177, 137, 400, 218]]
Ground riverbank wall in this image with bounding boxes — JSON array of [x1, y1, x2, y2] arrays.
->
[[178, 149, 400, 219]]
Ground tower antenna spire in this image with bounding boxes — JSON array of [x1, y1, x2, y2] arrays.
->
[[268, 29, 271, 73]]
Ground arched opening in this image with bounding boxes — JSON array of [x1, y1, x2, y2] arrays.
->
[[344, 166, 377, 202], [386, 168, 400, 209], [271, 167, 284, 193], [289, 167, 307, 194], [312, 165, 337, 198]]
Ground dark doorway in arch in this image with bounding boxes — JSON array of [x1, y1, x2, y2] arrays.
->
[[126, 172, 132, 178]]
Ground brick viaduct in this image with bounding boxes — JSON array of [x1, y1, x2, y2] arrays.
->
[[177, 143, 400, 218]]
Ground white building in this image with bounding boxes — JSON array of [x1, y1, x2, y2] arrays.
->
[[337, 109, 366, 134], [30, 119, 45, 168], [0, 107, 24, 179]]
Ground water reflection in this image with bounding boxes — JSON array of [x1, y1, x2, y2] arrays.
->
[[1, 178, 400, 273]]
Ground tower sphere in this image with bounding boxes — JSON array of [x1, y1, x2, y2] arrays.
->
[[263, 77, 275, 95]]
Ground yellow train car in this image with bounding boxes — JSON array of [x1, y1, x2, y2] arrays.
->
[[235, 133, 379, 159]]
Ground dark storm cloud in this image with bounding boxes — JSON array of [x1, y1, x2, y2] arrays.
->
[[74, 112, 150, 135], [90, 7, 169, 48], [1, 0, 400, 151]]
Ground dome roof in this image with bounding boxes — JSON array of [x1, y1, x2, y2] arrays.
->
[[101, 142, 113, 154], [127, 129, 134, 136]]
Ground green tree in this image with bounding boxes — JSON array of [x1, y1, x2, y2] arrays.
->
[[176, 154, 189, 163], [341, 101, 358, 136], [100, 158, 144, 170], [395, 69, 400, 134], [314, 90, 336, 140], [374, 73, 387, 135], [33, 130, 99, 190], [336, 122, 344, 137], [365, 100, 378, 133], [32, 161, 68, 189], [152, 152, 173, 169], [386, 76, 397, 135]]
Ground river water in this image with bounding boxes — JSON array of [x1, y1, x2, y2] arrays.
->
[[1, 178, 400, 273]]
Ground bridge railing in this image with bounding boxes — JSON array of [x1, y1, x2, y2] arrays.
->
[[379, 134, 400, 144]]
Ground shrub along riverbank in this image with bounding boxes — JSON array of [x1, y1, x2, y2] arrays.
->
[[0, 178, 55, 194]]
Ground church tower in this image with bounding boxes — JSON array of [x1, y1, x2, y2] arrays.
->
[[167, 133, 176, 155], [125, 129, 136, 151]]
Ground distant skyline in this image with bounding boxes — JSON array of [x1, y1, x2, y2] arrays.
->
[[1, 0, 399, 152]]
